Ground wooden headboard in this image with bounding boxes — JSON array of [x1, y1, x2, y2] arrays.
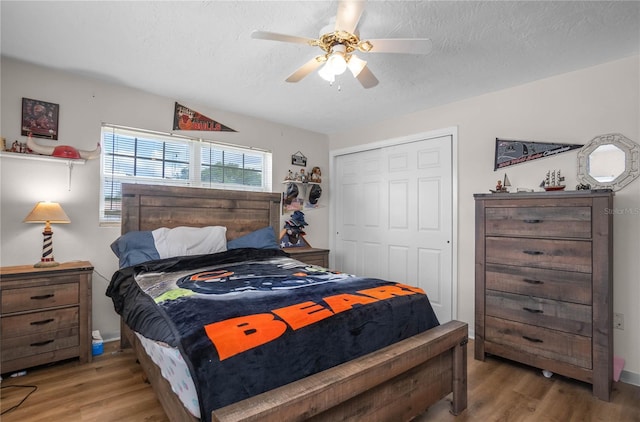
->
[[120, 184, 281, 240]]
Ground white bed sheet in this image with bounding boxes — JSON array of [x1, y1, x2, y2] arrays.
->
[[136, 332, 201, 419]]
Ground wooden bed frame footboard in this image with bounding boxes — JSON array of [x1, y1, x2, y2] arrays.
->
[[117, 183, 468, 421], [122, 320, 468, 422]]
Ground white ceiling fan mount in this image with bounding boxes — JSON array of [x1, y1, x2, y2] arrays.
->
[[251, 0, 432, 89]]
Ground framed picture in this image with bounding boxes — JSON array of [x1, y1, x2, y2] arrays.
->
[[21, 97, 59, 140]]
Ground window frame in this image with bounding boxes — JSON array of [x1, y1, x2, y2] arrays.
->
[[100, 124, 272, 225]]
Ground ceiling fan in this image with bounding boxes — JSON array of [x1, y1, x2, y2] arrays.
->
[[251, 0, 432, 89]]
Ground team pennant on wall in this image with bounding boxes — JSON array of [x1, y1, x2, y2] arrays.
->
[[494, 138, 583, 170], [173, 102, 237, 132]]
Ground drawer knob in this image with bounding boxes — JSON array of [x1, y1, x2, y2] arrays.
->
[[523, 307, 544, 314], [522, 335, 543, 343], [31, 318, 55, 326], [523, 219, 542, 224], [522, 278, 543, 285], [523, 250, 544, 255], [30, 339, 54, 347], [31, 294, 55, 300]]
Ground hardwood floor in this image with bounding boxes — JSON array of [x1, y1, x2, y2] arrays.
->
[[2, 340, 639, 421]]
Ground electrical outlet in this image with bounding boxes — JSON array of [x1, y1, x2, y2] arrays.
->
[[614, 313, 624, 330]]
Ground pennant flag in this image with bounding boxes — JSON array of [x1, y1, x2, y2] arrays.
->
[[173, 102, 237, 132], [494, 138, 583, 170]]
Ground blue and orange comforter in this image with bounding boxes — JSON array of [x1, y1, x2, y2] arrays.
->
[[107, 248, 439, 422]]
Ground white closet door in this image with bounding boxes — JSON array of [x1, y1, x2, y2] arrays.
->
[[334, 135, 453, 322]]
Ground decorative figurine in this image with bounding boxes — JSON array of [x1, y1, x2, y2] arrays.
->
[[310, 166, 322, 183], [280, 210, 310, 248], [490, 174, 510, 193], [542, 169, 566, 191]]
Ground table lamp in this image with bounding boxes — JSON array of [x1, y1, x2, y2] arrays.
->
[[23, 201, 71, 267]]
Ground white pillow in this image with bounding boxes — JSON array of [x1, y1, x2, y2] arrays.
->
[[152, 226, 227, 259]]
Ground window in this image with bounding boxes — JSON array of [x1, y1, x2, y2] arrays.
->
[[100, 125, 272, 223]]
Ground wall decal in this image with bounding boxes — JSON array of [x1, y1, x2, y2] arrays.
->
[[173, 102, 237, 132], [494, 138, 582, 170]]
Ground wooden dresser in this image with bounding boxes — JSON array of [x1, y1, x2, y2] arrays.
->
[[0, 261, 93, 374], [283, 248, 330, 267], [474, 190, 613, 400]]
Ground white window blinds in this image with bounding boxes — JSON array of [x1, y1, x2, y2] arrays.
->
[[100, 124, 272, 223]]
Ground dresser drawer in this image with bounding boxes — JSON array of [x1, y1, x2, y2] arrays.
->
[[1, 307, 79, 338], [486, 237, 592, 273], [486, 263, 592, 304], [485, 316, 592, 369], [1, 327, 80, 362], [486, 290, 592, 336], [1, 282, 79, 313], [485, 206, 592, 238]]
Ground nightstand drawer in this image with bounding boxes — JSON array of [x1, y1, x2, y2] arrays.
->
[[486, 263, 592, 304], [485, 316, 591, 369], [1, 326, 80, 362], [1, 282, 79, 313], [486, 237, 592, 272], [283, 248, 329, 267], [1, 307, 79, 338], [486, 290, 592, 336], [485, 206, 592, 238]]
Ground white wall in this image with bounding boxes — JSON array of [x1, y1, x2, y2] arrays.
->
[[0, 57, 330, 341], [329, 56, 640, 383]]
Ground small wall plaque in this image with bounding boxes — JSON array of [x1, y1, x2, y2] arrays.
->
[[291, 151, 307, 166]]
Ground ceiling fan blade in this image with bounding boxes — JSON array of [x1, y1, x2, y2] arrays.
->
[[354, 64, 378, 89], [251, 30, 316, 46], [366, 38, 432, 54], [285, 57, 325, 83], [335, 0, 365, 34]]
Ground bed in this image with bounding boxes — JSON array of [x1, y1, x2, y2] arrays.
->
[[109, 183, 468, 422]]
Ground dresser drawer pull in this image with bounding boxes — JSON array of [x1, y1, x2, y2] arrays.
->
[[522, 336, 543, 343], [523, 307, 544, 314], [30, 339, 54, 347], [31, 318, 55, 326], [30, 294, 55, 300], [523, 219, 542, 224], [522, 278, 544, 285], [523, 250, 544, 255]]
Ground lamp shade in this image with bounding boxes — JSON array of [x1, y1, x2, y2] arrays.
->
[[24, 201, 70, 224]]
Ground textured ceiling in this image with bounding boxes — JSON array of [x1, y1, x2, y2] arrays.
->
[[1, 1, 639, 135]]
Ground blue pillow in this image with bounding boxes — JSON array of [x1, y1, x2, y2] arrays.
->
[[110, 231, 160, 268], [227, 226, 279, 250]]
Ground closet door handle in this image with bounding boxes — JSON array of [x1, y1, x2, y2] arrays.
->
[[522, 278, 543, 285], [31, 318, 55, 326], [523, 219, 542, 224], [523, 307, 543, 314], [523, 250, 544, 255], [31, 294, 54, 300], [522, 336, 543, 343]]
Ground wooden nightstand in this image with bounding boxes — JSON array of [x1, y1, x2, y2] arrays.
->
[[0, 261, 93, 374], [283, 248, 330, 267]]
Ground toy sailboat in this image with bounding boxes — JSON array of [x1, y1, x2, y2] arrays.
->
[[491, 174, 511, 193], [503, 174, 511, 191]]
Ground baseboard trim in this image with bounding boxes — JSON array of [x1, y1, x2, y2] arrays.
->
[[620, 370, 640, 386]]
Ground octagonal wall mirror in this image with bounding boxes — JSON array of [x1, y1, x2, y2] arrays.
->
[[577, 133, 640, 191]]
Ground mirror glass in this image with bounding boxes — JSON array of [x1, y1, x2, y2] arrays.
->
[[588, 144, 626, 183], [577, 133, 639, 191]]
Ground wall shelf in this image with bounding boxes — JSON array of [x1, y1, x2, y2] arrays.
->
[[1, 151, 87, 190], [0, 150, 86, 165]]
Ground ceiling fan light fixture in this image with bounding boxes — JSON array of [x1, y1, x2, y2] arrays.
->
[[347, 54, 367, 77], [326, 44, 347, 75], [318, 63, 336, 82]]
